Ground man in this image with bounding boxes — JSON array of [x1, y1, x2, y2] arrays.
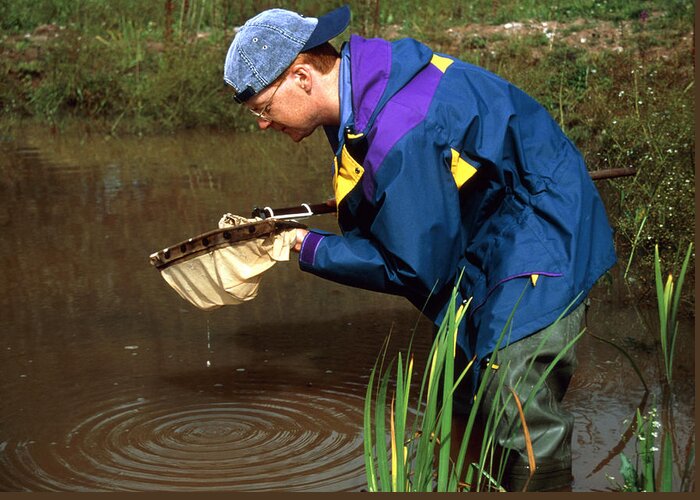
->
[[223, 4, 616, 491]]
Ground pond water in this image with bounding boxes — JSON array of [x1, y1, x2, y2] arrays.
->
[[0, 125, 694, 492]]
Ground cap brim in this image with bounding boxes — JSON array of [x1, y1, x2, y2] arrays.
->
[[302, 4, 350, 51]]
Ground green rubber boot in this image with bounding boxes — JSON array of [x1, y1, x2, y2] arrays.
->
[[454, 302, 585, 492]]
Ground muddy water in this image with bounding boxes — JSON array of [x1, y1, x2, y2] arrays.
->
[[0, 126, 694, 492]]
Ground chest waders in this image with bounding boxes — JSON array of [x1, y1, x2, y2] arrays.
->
[[449, 302, 586, 492]]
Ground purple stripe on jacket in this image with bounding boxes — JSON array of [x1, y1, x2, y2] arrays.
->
[[299, 231, 325, 266], [470, 271, 565, 316], [348, 36, 444, 201], [365, 63, 442, 174], [350, 36, 391, 132]]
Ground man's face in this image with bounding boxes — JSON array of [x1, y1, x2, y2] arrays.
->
[[245, 72, 318, 143]]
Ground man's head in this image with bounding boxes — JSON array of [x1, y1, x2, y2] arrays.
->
[[224, 5, 350, 104]]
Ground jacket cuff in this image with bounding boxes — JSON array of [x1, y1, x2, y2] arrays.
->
[[299, 231, 325, 267]]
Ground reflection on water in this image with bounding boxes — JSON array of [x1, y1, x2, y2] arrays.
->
[[0, 126, 694, 492]]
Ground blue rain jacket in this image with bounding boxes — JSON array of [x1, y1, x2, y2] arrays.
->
[[299, 35, 616, 369]]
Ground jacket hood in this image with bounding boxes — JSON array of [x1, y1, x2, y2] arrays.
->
[[347, 35, 433, 132]]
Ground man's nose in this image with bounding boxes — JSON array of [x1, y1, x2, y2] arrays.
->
[[257, 118, 273, 130]]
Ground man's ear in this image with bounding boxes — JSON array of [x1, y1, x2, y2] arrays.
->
[[290, 64, 312, 92]]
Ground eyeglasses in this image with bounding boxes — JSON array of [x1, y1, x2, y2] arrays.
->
[[247, 77, 286, 122]]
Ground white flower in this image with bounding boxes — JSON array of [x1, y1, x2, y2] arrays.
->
[[651, 446, 659, 452]]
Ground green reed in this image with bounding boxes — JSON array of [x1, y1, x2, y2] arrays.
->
[[613, 406, 662, 491], [609, 403, 690, 493], [604, 241, 694, 492], [363, 282, 585, 492], [654, 242, 692, 387]]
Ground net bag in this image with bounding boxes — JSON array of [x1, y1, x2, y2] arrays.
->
[[149, 214, 301, 310]]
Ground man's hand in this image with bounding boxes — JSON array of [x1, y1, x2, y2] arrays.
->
[[291, 198, 333, 252], [292, 198, 334, 252], [293, 228, 309, 253]]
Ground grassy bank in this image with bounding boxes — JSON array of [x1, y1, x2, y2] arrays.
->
[[0, 1, 693, 132], [0, 0, 695, 295]]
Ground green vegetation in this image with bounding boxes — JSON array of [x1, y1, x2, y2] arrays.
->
[[363, 283, 585, 491], [366, 244, 694, 492], [610, 406, 668, 492], [605, 243, 694, 492], [655, 243, 693, 387], [0, 0, 694, 291]]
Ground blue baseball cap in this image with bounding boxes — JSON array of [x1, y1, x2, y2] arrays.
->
[[224, 5, 351, 103]]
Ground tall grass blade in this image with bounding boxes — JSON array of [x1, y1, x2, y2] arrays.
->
[[375, 367, 392, 491], [654, 245, 669, 381], [368, 333, 394, 492], [390, 394, 398, 491], [475, 363, 512, 490], [363, 366, 379, 492], [413, 331, 442, 490], [402, 354, 414, 485], [623, 213, 648, 281], [437, 296, 456, 491], [447, 355, 476, 490], [670, 243, 692, 328], [468, 464, 507, 492], [394, 353, 406, 491], [660, 433, 673, 492], [507, 387, 536, 491], [667, 242, 693, 382]]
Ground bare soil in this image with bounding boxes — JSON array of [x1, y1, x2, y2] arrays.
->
[[379, 14, 694, 62]]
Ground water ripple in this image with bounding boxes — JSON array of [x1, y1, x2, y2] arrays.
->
[[0, 385, 368, 492]]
